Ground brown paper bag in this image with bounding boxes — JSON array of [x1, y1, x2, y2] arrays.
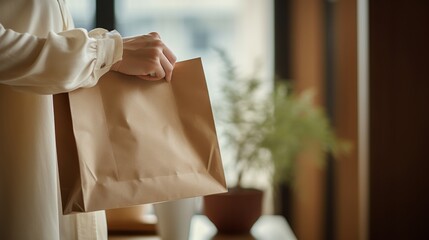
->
[[54, 58, 227, 214]]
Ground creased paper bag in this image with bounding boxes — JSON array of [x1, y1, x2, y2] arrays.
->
[[54, 58, 227, 214]]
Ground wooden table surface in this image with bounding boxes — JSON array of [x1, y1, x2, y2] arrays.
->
[[109, 215, 296, 240]]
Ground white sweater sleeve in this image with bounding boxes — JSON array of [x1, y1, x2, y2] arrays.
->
[[0, 24, 122, 94]]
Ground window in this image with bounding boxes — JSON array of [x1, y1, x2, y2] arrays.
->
[[67, 0, 95, 29]]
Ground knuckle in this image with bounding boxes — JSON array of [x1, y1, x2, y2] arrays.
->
[[148, 32, 161, 39], [149, 47, 163, 57], [151, 39, 164, 48], [140, 47, 159, 57]]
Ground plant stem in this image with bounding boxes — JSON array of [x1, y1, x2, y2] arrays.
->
[[236, 170, 244, 189]]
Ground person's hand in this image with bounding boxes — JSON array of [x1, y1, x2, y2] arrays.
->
[[111, 32, 176, 81]]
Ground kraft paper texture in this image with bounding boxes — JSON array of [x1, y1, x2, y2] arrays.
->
[[54, 58, 227, 214]]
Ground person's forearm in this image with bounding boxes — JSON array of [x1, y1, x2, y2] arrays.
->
[[0, 24, 122, 94]]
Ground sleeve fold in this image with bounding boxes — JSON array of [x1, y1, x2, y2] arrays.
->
[[0, 24, 123, 94]]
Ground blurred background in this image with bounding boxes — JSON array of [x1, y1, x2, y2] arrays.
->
[[68, 0, 429, 239]]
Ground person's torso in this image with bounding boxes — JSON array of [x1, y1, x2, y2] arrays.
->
[[0, 0, 73, 36], [0, 0, 74, 160]]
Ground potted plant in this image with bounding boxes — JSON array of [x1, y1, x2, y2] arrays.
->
[[203, 51, 349, 234], [260, 82, 350, 222], [203, 51, 272, 234]]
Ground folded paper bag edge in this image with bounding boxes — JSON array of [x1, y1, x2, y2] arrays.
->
[[82, 170, 228, 213]]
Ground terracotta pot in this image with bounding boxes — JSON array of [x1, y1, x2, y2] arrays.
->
[[203, 188, 263, 234]]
